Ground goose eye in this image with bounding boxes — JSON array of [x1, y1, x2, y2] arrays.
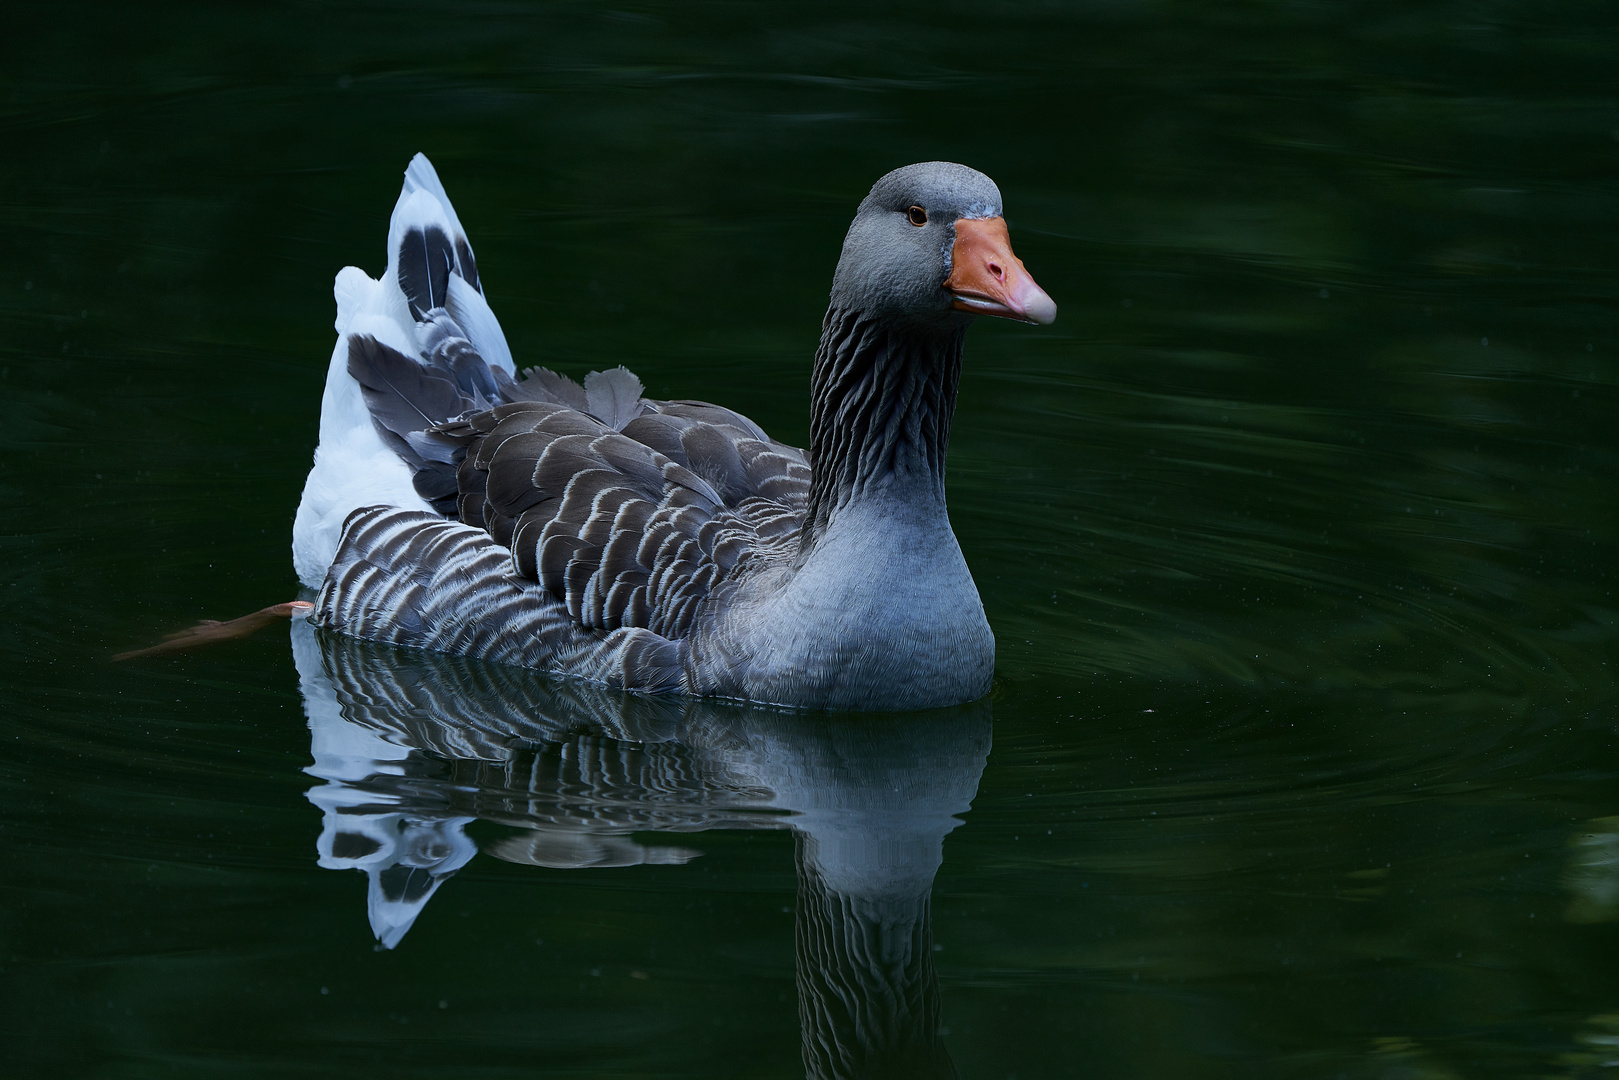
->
[[907, 205, 928, 227]]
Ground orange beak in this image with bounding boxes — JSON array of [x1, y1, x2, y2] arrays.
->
[[943, 217, 1057, 325]]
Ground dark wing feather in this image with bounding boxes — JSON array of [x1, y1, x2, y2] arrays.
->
[[584, 367, 648, 430], [429, 386, 809, 640], [417, 310, 499, 400], [398, 225, 456, 319], [452, 236, 481, 293], [345, 277, 809, 644], [348, 334, 468, 448], [500, 367, 590, 411], [347, 334, 476, 516], [620, 402, 810, 509]]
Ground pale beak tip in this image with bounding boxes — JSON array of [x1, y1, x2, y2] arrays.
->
[[1025, 290, 1057, 326], [1012, 278, 1056, 325]]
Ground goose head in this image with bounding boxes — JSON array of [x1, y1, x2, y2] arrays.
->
[[829, 161, 1057, 328]]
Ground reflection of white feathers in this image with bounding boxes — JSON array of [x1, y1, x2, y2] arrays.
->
[[290, 619, 990, 952], [295, 620, 476, 949], [292, 154, 513, 588], [1564, 815, 1619, 924], [311, 808, 477, 950]]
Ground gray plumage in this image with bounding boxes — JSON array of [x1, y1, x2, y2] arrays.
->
[[311, 159, 1050, 709]]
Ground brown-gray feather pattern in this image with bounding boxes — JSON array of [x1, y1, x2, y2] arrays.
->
[[427, 386, 811, 642]]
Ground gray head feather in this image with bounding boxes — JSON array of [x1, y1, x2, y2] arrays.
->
[[829, 161, 1004, 323]]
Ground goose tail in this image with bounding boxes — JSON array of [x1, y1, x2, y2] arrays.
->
[[293, 154, 514, 588]]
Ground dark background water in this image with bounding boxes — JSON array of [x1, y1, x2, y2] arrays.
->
[[2, 1, 1617, 1076]]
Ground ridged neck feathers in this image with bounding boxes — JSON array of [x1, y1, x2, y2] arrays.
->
[[801, 306, 967, 551]]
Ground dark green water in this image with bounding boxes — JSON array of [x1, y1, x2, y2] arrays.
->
[[3, 2, 1617, 1076]]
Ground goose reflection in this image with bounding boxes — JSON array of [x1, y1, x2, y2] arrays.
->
[[292, 619, 987, 1077]]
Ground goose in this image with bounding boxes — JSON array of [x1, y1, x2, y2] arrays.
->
[[293, 154, 1054, 710]]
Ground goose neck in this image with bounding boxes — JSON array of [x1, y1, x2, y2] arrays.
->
[[801, 308, 966, 549]]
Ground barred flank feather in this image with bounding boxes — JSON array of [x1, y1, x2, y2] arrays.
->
[[315, 506, 689, 692]]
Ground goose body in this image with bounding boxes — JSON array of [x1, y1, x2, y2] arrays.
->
[[293, 155, 1053, 710]]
